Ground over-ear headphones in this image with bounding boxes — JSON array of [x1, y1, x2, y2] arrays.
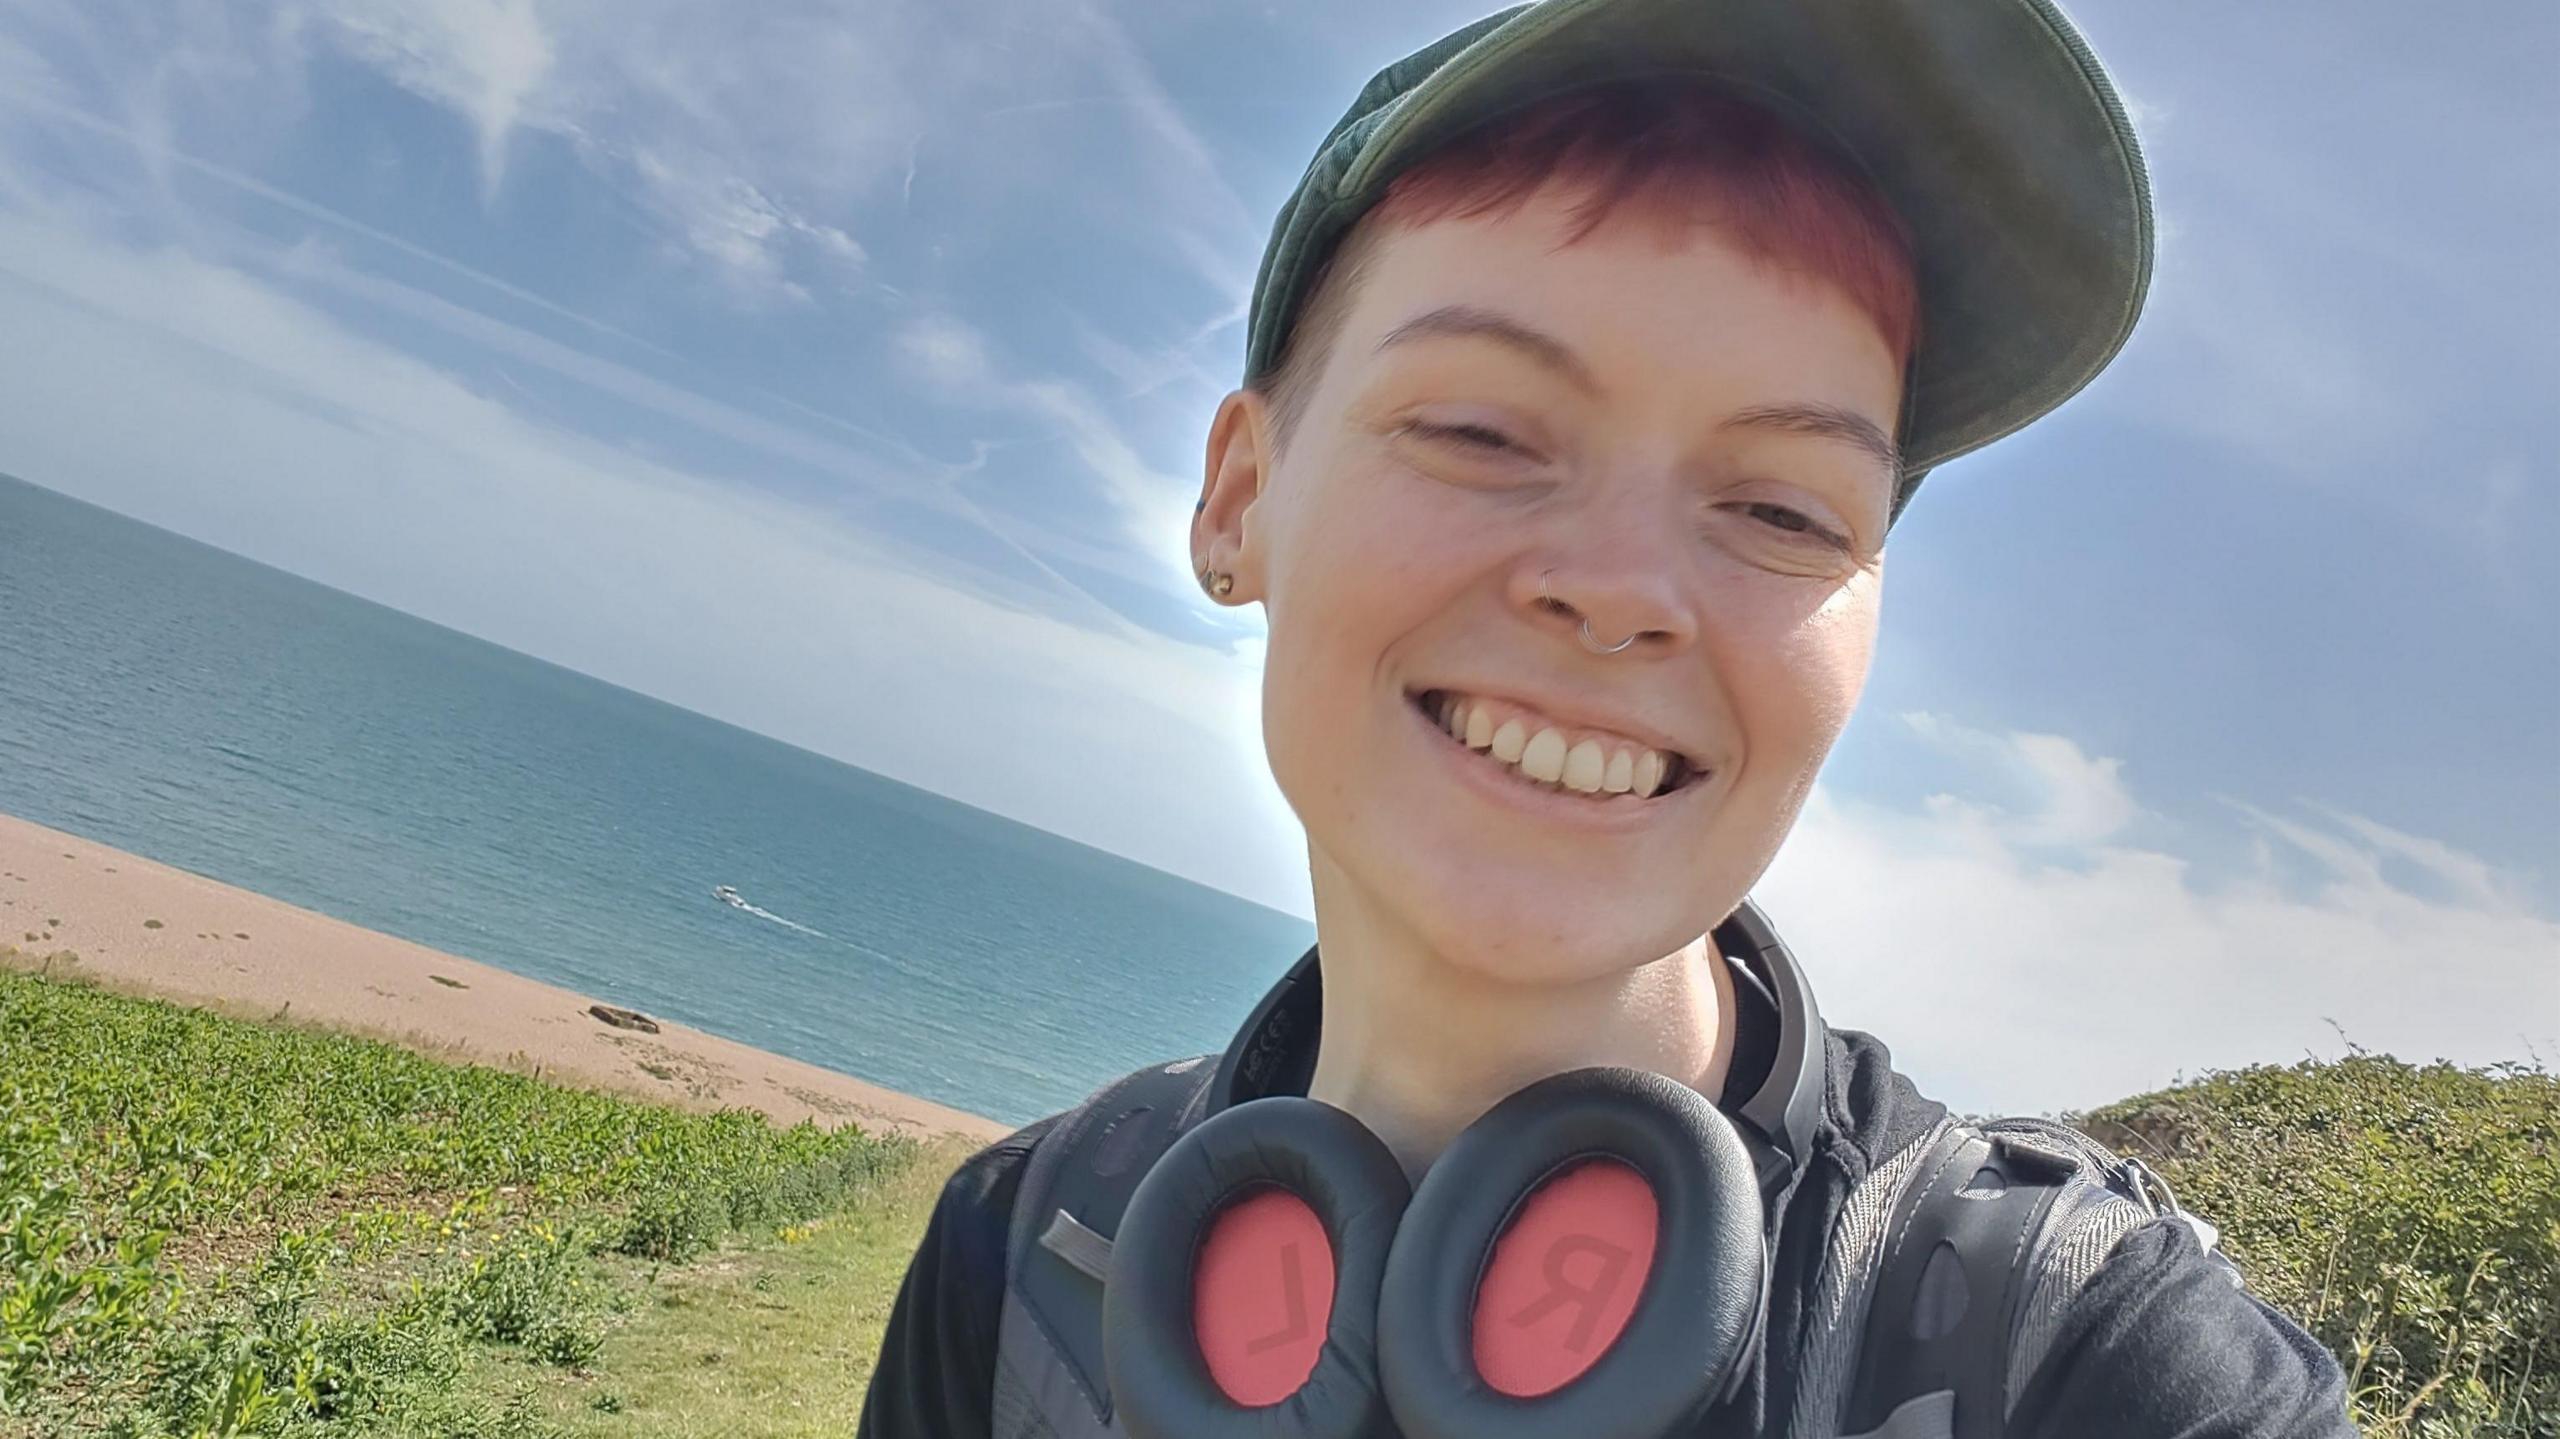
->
[[1101, 901, 1826, 1439]]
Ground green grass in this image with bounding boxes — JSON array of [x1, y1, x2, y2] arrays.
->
[[463, 1147, 958, 1436], [2085, 1054, 2558, 1438], [0, 957, 936, 1437], [12, 941, 2547, 1438]]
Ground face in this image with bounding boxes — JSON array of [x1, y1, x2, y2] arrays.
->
[[1197, 182, 1902, 984]]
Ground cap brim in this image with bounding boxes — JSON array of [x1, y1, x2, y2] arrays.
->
[[1282, 0, 2153, 477]]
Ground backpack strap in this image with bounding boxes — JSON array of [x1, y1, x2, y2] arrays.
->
[[991, 1057, 1220, 1439], [1836, 1118, 2192, 1439]]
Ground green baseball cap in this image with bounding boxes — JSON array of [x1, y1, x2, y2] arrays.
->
[[1244, 0, 2154, 513]]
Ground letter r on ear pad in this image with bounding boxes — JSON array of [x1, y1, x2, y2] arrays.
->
[[1104, 1068, 1766, 1439]]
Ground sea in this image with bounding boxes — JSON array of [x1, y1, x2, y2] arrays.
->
[[0, 474, 1313, 1127]]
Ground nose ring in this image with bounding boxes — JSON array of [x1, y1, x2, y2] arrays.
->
[[1580, 622, 1638, 655], [1540, 573, 1640, 656]]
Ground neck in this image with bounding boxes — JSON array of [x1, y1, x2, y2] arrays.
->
[[1301, 849, 1738, 1183]]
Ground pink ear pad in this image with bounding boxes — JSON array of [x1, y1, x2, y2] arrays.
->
[[1194, 1189, 1338, 1406], [1470, 1160, 1659, 1396]]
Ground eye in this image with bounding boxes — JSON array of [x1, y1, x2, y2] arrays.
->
[[1408, 420, 1522, 455], [1728, 500, 1851, 551]]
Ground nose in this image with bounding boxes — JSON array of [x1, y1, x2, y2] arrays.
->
[[1513, 525, 1698, 659]]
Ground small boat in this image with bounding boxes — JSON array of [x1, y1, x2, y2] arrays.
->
[[712, 885, 747, 908]]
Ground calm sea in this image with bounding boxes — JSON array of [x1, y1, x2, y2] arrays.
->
[[0, 474, 1311, 1126]]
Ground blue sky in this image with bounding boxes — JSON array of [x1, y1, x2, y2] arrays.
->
[[0, 0, 2551, 1109]]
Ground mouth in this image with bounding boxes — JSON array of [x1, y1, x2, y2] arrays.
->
[[1407, 688, 1704, 802]]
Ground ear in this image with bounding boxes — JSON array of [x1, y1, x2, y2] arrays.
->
[[1193, 388, 1273, 604]]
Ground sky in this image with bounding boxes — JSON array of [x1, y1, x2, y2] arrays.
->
[[0, 0, 2551, 1113]]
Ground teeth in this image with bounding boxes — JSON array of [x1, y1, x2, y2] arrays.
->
[[1562, 740, 1605, 793], [1519, 728, 1567, 784], [1602, 749, 1634, 794], [1427, 693, 1683, 800]]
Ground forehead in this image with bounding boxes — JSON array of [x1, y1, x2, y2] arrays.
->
[[1325, 187, 1903, 421]]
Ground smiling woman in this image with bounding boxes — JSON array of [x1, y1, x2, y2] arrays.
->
[[857, 5, 2355, 1439], [1211, 137, 1907, 995]]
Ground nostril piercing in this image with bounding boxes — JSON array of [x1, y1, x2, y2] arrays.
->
[[1536, 571, 1570, 615], [1540, 572, 1640, 655]]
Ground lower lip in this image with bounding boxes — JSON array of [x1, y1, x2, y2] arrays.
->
[[1409, 700, 1689, 833]]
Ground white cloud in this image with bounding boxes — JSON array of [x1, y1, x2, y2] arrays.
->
[[898, 312, 996, 389], [315, 0, 553, 205], [625, 147, 866, 305], [265, 0, 1249, 304], [302, 0, 896, 299], [1903, 712, 2140, 847], [2313, 804, 2526, 913], [1762, 725, 2556, 1116]]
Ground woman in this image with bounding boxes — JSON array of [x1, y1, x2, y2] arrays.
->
[[863, 2, 2355, 1435]]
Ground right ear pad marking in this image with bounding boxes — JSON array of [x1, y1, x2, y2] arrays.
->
[[1472, 1157, 1657, 1396], [1377, 1068, 1765, 1439], [1105, 1097, 1412, 1439]]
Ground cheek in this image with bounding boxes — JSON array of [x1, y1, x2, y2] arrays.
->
[[1717, 576, 1880, 767], [1261, 449, 1472, 660], [1254, 508, 1393, 800]]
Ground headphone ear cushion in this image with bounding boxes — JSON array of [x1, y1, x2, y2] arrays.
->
[[1376, 1068, 1765, 1439], [1104, 1097, 1412, 1439]]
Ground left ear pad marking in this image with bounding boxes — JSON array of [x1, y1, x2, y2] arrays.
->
[[1196, 1188, 1335, 1404], [1105, 1098, 1410, 1439]]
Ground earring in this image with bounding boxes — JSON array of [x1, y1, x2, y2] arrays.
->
[[1198, 566, 1234, 599]]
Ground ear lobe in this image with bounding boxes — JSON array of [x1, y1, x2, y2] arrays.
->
[[1194, 389, 1272, 602]]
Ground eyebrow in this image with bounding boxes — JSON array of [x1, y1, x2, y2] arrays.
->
[[1719, 403, 1903, 474], [1374, 304, 1598, 395], [1376, 304, 1902, 473]]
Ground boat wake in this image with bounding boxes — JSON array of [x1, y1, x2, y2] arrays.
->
[[710, 884, 829, 939]]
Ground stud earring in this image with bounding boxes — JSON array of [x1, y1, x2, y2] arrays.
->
[[1198, 566, 1234, 599]]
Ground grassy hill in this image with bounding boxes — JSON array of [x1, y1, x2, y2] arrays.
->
[[0, 958, 949, 1437], [5, 955, 2552, 1436], [2082, 1052, 2558, 1437]]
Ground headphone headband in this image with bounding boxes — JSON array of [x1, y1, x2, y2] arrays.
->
[[1712, 899, 1826, 1193]]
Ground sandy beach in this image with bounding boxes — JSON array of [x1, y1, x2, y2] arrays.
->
[[0, 810, 1007, 1142]]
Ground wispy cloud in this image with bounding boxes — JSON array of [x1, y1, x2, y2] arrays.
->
[[899, 308, 1209, 602], [1763, 719, 2555, 1114], [0, 87, 674, 358], [297, 0, 897, 302], [1060, 6, 1258, 296], [270, 0, 1255, 305], [314, 0, 554, 207]]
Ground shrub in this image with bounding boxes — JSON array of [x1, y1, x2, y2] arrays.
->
[[2085, 1055, 2558, 1438]]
